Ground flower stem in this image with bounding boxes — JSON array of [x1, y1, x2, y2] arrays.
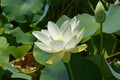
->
[[100, 23, 103, 54], [66, 63, 74, 80]]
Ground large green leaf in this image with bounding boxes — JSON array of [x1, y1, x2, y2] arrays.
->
[[77, 14, 99, 38], [33, 45, 50, 65], [10, 27, 35, 45], [87, 55, 120, 79], [1, 0, 44, 22], [40, 61, 69, 80], [8, 45, 32, 59], [70, 54, 102, 80], [103, 4, 120, 33], [30, 2, 49, 27]]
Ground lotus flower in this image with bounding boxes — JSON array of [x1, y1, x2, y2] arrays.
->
[[32, 17, 87, 64]]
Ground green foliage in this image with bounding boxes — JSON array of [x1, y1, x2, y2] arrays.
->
[[10, 27, 35, 45], [1, 0, 45, 22], [0, 37, 9, 69], [103, 4, 120, 33], [40, 61, 69, 80], [1, 0, 120, 80], [33, 45, 49, 65], [8, 45, 32, 59]]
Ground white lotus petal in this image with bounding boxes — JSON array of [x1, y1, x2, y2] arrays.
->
[[35, 42, 53, 53], [73, 21, 80, 35], [32, 31, 52, 45], [76, 28, 84, 44], [65, 36, 77, 49], [61, 20, 69, 30], [70, 17, 77, 32], [47, 21, 61, 40], [50, 40, 64, 52], [62, 24, 72, 43], [41, 30, 50, 38]]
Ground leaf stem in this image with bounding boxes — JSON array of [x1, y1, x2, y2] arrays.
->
[[66, 63, 74, 80], [100, 23, 103, 54]]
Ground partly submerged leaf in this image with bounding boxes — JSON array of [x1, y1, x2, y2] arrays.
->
[[8, 63, 32, 80]]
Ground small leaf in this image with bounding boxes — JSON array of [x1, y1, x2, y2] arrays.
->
[[10, 27, 35, 45], [8, 45, 32, 59], [4, 23, 13, 34], [0, 37, 9, 48], [0, 28, 4, 35], [0, 48, 9, 69], [0, 37, 9, 69]]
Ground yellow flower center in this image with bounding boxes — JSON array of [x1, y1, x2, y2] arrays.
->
[[57, 37, 63, 41]]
